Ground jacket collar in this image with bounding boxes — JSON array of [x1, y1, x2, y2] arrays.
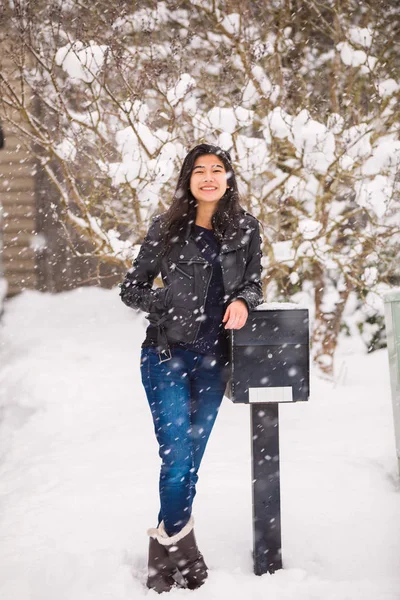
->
[[183, 214, 251, 253]]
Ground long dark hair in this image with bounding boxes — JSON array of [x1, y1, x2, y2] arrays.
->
[[161, 143, 244, 246]]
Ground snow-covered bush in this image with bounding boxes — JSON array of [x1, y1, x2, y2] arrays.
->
[[1, 0, 399, 375]]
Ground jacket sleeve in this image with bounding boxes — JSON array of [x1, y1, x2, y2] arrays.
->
[[119, 216, 169, 313], [231, 219, 264, 312]]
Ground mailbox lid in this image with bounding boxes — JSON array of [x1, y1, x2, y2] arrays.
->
[[232, 309, 309, 346]]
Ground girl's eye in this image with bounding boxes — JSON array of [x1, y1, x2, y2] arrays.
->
[[193, 168, 224, 174]]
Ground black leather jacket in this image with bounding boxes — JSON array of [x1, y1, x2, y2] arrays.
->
[[119, 210, 264, 355]]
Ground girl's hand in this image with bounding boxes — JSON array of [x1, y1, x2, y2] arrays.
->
[[222, 299, 248, 329]]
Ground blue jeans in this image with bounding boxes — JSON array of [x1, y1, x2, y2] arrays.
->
[[140, 346, 230, 536]]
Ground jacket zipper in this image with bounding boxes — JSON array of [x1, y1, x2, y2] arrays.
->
[[169, 258, 208, 279], [174, 264, 193, 279], [167, 257, 213, 344], [192, 263, 213, 342], [177, 258, 209, 265]]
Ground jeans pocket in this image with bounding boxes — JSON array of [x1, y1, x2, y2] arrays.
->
[[139, 347, 148, 369], [140, 345, 157, 369]]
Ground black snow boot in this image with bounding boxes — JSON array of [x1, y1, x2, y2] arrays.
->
[[146, 535, 178, 593], [149, 517, 208, 590]]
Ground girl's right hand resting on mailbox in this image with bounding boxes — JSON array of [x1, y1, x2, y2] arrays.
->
[[222, 299, 248, 330]]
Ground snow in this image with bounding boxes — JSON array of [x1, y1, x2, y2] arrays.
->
[[339, 154, 354, 171], [55, 41, 108, 83], [292, 110, 335, 174], [336, 42, 367, 68], [355, 175, 393, 218], [377, 79, 400, 99], [221, 13, 241, 36], [327, 113, 344, 135], [360, 56, 377, 74], [362, 285, 391, 318], [243, 69, 280, 106], [362, 266, 378, 287], [108, 127, 180, 211], [235, 135, 270, 177], [264, 107, 293, 140], [166, 74, 196, 107], [114, 4, 170, 33], [256, 302, 306, 311], [263, 109, 335, 174], [216, 131, 233, 151], [342, 123, 372, 159], [120, 100, 149, 124], [105, 230, 135, 261], [116, 123, 159, 159], [55, 139, 77, 162], [29, 232, 47, 251], [252, 40, 275, 61], [298, 219, 322, 241], [349, 27, 374, 49], [272, 241, 296, 264], [108, 160, 141, 186], [207, 107, 253, 135], [284, 175, 319, 204], [68, 108, 102, 128], [361, 139, 400, 177], [251, 65, 273, 95], [0, 287, 399, 600], [242, 80, 259, 107]]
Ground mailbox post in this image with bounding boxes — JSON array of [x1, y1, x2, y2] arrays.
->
[[230, 306, 310, 576]]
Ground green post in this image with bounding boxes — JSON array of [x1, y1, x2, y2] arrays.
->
[[384, 289, 400, 476]]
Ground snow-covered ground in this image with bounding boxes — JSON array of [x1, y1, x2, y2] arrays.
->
[[0, 288, 399, 600]]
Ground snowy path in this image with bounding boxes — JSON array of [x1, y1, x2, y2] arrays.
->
[[0, 288, 399, 600]]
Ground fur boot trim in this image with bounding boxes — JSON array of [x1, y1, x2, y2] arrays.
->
[[147, 516, 194, 546]]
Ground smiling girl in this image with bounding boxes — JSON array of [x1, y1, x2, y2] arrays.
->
[[120, 143, 263, 593]]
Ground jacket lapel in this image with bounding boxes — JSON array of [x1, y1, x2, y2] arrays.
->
[[220, 219, 254, 254], [179, 216, 253, 259]]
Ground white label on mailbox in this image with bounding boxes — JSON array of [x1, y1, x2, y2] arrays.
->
[[249, 387, 293, 403]]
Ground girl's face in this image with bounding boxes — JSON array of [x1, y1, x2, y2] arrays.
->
[[189, 154, 229, 205]]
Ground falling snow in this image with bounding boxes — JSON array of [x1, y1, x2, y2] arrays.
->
[[0, 288, 398, 599]]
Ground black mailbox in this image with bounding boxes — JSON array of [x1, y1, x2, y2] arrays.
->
[[231, 308, 309, 404], [229, 307, 310, 576]]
